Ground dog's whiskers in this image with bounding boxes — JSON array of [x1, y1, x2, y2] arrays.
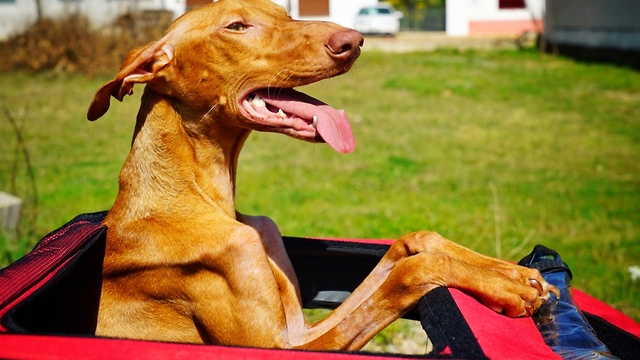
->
[[202, 102, 220, 121], [267, 70, 292, 94]]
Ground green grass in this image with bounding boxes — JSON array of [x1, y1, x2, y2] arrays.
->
[[1, 49, 639, 329]]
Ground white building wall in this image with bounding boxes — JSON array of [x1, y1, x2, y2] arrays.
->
[[447, 0, 473, 36], [447, 0, 545, 36], [0, 0, 39, 39], [0, 0, 185, 40], [0, 0, 371, 40], [278, 0, 376, 29]]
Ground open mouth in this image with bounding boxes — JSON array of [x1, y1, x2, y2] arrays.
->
[[239, 88, 355, 154]]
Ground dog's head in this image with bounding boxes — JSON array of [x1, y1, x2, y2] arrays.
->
[[88, 0, 363, 153]]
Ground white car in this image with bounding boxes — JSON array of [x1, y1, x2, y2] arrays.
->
[[354, 4, 403, 36]]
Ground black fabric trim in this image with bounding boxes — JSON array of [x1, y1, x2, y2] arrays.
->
[[283, 236, 391, 258], [517, 244, 573, 280], [584, 312, 640, 360], [417, 288, 488, 360], [3, 227, 107, 335]]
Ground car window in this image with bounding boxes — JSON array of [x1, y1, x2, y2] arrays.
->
[[358, 7, 393, 15]]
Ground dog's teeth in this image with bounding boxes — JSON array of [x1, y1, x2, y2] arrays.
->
[[277, 109, 286, 118], [251, 94, 265, 107], [312, 115, 318, 129]]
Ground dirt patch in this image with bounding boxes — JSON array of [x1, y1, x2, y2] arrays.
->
[[363, 31, 520, 53]]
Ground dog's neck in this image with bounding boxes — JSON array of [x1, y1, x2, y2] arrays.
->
[[111, 88, 249, 220]]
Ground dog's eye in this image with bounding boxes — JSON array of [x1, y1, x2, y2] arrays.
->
[[226, 22, 246, 31]]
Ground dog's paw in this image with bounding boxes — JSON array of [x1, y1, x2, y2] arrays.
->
[[477, 265, 559, 317]]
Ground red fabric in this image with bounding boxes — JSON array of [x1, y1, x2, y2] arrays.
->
[[449, 289, 562, 360], [1, 215, 638, 359], [0, 334, 402, 360], [0, 217, 104, 332], [573, 289, 640, 338], [0, 255, 75, 332], [0, 219, 102, 308]]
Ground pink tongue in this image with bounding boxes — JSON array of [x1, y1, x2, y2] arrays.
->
[[255, 89, 355, 153]]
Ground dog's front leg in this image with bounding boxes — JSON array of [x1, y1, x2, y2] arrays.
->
[[289, 231, 556, 350], [237, 212, 400, 349], [236, 213, 311, 346], [235, 216, 557, 351]]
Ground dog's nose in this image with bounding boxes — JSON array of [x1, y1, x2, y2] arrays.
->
[[326, 30, 364, 60]]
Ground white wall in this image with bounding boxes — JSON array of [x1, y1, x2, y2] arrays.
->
[[0, 0, 185, 40], [278, 0, 377, 28], [1, 0, 372, 40], [0, 0, 39, 39], [447, 0, 544, 36]]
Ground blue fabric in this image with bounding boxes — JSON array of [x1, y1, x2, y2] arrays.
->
[[524, 246, 618, 360]]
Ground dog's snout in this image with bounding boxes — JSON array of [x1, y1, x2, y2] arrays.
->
[[326, 30, 364, 60]]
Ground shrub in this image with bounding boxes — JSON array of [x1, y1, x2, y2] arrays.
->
[[0, 11, 172, 76]]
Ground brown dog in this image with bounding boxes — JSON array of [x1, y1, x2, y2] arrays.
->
[[87, 0, 557, 351]]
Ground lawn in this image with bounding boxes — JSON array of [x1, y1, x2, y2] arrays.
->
[[1, 47, 639, 333]]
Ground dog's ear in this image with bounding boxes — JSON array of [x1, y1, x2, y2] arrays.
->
[[87, 39, 175, 121]]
